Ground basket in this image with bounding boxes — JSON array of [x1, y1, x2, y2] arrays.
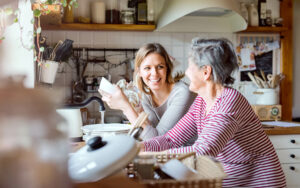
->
[[126, 152, 226, 188], [32, 4, 62, 25]]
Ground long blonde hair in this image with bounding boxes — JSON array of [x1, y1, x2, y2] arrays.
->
[[134, 43, 183, 95]]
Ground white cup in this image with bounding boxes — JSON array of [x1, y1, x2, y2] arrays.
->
[[99, 77, 116, 94], [91, 1, 105, 24], [40, 60, 59, 84], [254, 88, 279, 105]]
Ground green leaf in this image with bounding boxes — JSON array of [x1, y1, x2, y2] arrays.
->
[[73, 2, 78, 8], [62, 0, 67, 7], [4, 8, 13, 15], [37, 27, 42, 34], [33, 9, 41, 17], [46, 0, 54, 5], [14, 18, 18, 23], [45, 10, 51, 14], [40, 47, 45, 52], [0, 37, 5, 40]]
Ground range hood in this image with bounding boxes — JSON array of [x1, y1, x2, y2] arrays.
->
[[155, 0, 247, 33]]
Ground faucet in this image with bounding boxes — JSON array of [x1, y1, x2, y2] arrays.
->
[[64, 96, 105, 124]]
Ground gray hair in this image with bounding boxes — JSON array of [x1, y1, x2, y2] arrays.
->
[[189, 38, 239, 85]]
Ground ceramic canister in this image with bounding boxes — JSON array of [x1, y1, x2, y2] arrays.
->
[[255, 88, 279, 105], [91, 1, 106, 24]]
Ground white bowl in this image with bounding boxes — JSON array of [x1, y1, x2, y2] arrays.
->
[[99, 77, 116, 94]]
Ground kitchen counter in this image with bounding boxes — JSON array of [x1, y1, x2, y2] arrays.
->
[[262, 121, 300, 135], [263, 126, 300, 135]]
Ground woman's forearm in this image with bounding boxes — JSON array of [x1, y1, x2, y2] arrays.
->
[[122, 103, 139, 124]]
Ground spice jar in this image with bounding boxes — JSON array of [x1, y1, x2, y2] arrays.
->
[[121, 10, 135, 24]]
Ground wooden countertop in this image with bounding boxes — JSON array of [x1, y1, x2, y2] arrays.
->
[[262, 121, 300, 135], [263, 126, 300, 135]]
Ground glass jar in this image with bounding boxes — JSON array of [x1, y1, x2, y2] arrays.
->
[[121, 10, 135, 24]]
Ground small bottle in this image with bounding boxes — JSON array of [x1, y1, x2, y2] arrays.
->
[[248, 3, 259, 27], [240, 2, 248, 24], [266, 9, 272, 26], [147, 0, 154, 24], [136, 0, 147, 24], [258, 0, 267, 26]]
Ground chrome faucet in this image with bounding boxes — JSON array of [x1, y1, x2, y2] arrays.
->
[[64, 96, 105, 124]]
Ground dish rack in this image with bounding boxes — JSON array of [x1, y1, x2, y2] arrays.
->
[[126, 152, 226, 188]]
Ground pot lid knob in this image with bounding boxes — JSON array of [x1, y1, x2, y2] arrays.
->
[[87, 136, 106, 151]]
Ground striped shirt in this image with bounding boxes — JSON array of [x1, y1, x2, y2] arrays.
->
[[143, 87, 286, 187]]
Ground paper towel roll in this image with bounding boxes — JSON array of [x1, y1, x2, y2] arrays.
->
[[91, 2, 105, 24]]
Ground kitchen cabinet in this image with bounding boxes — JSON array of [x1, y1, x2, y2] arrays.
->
[[240, 0, 293, 121], [269, 135, 300, 188], [264, 125, 300, 187]]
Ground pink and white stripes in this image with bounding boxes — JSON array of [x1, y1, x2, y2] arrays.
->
[[143, 88, 286, 187]]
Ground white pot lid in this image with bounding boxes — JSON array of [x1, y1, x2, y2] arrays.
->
[[82, 123, 133, 133], [68, 135, 138, 183]]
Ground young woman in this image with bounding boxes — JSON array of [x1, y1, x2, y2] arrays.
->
[[99, 43, 196, 142], [140, 38, 286, 187]]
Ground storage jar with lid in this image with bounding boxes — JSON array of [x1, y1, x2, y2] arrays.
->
[[121, 9, 135, 24]]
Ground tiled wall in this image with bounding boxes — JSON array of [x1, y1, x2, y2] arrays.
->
[[42, 30, 257, 122]]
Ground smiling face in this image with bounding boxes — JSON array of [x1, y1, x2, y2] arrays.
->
[[138, 53, 168, 92]]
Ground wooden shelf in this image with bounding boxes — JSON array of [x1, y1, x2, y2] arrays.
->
[[41, 23, 156, 31], [240, 26, 289, 33]]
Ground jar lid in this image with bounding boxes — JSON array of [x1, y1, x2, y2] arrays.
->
[[68, 135, 139, 183]]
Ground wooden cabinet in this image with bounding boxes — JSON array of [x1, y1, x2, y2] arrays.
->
[[269, 135, 300, 187]]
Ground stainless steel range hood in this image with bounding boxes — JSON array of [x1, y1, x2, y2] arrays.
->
[[155, 0, 247, 33]]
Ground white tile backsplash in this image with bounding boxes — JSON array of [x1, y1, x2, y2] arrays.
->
[[46, 30, 260, 120]]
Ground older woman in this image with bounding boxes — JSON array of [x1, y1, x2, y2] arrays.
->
[[140, 38, 286, 187], [100, 43, 196, 143]]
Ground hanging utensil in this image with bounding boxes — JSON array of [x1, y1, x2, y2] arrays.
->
[[247, 72, 262, 88], [50, 40, 63, 61], [267, 74, 275, 88]]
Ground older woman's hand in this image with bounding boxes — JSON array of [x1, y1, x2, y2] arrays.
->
[[99, 86, 131, 111]]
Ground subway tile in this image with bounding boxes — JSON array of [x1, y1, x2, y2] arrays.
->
[[52, 31, 66, 43], [79, 31, 93, 46], [93, 31, 107, 46], [159, 33, 172, 45], [172, 33, 185, 46], [171, 46, 184, 59]]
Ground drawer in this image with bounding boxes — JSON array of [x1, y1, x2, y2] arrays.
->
[[282, 163, 300, 187], [276, 149, 300, 163], [269, 135, 300, 149]]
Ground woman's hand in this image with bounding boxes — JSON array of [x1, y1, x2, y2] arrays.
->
[[99, 86, 131, 111], [138, 142, 145, 152]]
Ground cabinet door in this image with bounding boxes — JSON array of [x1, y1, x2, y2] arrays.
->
[[275, 149, 300, 163], [269, 135, 300, 149], [281, 164, 300, 187]]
